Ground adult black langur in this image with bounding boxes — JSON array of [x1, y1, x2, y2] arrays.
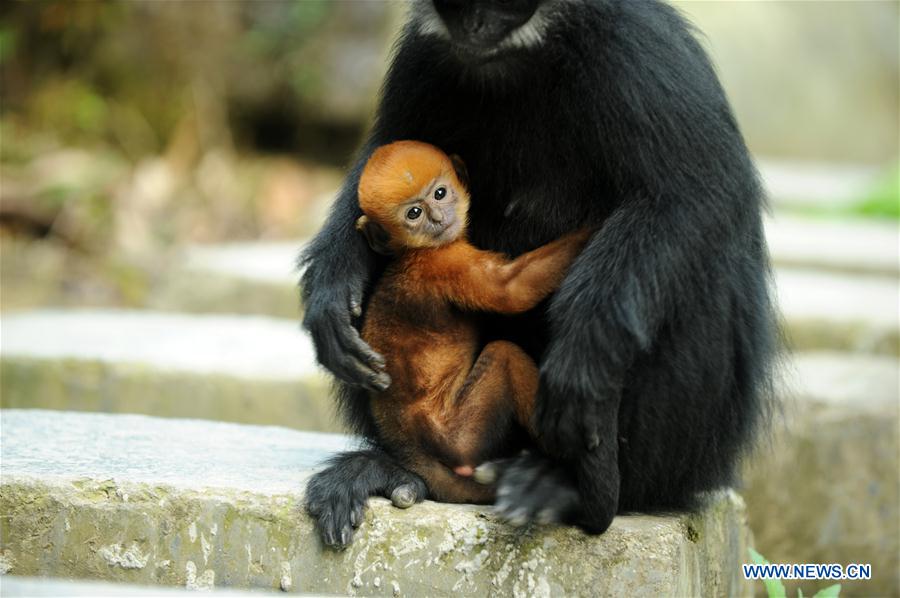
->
[[300, 0, 777, 547]]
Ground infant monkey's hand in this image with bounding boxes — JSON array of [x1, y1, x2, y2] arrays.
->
[[568, 227, 594, 246], [551, 227, 594, 259]]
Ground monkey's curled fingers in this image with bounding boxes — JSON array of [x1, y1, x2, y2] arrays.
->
[[533, 353, 602, 457], [492, 453, 580, 527], [303, 291, 389, 391]]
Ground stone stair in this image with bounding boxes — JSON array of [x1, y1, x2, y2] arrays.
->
[[0, 310, 335, 432], [0, 410, 751, 597], [743, 352, 899, 597], [765, 215, 898, 276], [2, 320, 897, 594], [0, 577, 281, 596], [147, 241, 303, 320], [777, 268, 898, 355]]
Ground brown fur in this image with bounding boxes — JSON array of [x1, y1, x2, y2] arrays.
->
[[358, 141, 589, 503]]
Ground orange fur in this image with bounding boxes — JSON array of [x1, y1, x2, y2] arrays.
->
[[357, 141, 590, 503], [358, 141, 468, 250]]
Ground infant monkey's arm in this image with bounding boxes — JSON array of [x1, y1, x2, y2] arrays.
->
[[423, 229, 592, 314]]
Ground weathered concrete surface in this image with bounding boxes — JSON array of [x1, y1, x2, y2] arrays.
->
[[0, 311, 337, 432], [744, 352, 900, 597], [776, 268, 899, 355], [0, 310, 318, 380], [147, 270, 300, 320], [1, 576, 280, 596], [147, 241, 306, 319], [0, 410, 753, 597], [0, 358, 337, 433], [765, 215, 899, 276], [182, 241, 306, 286], [754, 160, 883, 208]]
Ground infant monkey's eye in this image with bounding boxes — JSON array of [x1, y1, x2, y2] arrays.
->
[[434, 187, 447, 200], [406, 206, 423, 220]]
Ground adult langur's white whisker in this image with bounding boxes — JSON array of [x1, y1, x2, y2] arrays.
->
[[411, 0, 570, 50], [413, 0, 451, 39]]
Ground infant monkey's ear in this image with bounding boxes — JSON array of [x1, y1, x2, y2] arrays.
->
[[356, 215, 394, 256], [450, 154, 469, 189]]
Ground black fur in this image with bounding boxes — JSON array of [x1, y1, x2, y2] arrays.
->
[[304, 449, 428, 547], [300, 0, 776, 546]]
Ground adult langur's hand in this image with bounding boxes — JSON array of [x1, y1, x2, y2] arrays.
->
[[302, 279, 390, 392]]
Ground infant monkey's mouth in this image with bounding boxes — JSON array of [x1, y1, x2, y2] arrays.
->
[[431, 220, 461, 245]]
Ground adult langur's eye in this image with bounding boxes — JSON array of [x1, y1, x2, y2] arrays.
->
[[434, 187, 447, 200], [406, 206, 422, 220]]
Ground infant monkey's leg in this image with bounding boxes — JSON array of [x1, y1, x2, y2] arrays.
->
[[446, 340, 539, 473], [413, 341, 538, 504]]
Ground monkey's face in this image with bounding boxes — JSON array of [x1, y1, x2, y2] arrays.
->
[[395, 176, 469, 249], [418, 0, 554, 60], [358, 141, 470, 255]]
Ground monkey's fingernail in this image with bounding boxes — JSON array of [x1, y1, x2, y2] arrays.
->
[[340, 525, 353, 546], [587, 433, 600, 450], [323, 529, 337, 546], [473, 464, 497, 485], [371, 372, 391, 391], [370, 353, 386, 369], [350, 300, 362, 318], [376, 372, 391, 390]]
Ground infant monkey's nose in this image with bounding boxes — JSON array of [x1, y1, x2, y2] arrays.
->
[[428, 204, 444, 223]]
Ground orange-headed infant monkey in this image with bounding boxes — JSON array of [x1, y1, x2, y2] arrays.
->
[[356, 141, 590, 504]]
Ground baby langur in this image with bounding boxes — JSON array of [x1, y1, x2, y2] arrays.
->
[[356, 140, 590, 504]]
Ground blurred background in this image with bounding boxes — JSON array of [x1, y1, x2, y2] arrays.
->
[[0, 2, 897, 596]]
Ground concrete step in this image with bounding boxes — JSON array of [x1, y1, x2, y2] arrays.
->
[[776, 268, 898, 355], [0, 409, 753, 597], [146, 241, 303, 320], [181, 241, 304, 286], [0, 576, 280, 596], [765, 215, 898, 276], [0, 310, 336, 432], [744, 351, 899, 597], [3, 306, 898, 430], [2, 303, 895, 598], [756, 159, 882, 210]]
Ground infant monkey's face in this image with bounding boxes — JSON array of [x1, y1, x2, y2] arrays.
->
[[398, 174, 467, 247], [357, 141, 471, 253]]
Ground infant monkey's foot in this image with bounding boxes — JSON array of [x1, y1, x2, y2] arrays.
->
[[473, 462, 499, 484], [390, 483, 419, 509], [472, 455, 522, 485]]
